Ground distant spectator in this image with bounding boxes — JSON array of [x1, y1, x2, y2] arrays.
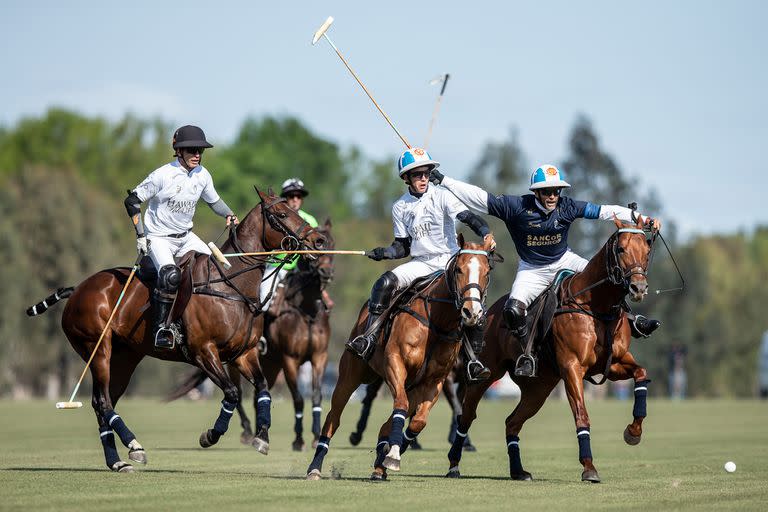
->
[[668, 343, 688, 399]]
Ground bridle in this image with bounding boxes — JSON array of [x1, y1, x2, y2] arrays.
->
[[445, 249, 496, 312], [258, 194, 320, 254]]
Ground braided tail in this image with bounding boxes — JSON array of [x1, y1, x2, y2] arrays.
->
[[26, 287, 74, 316]]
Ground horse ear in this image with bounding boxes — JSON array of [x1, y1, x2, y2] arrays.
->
[[253, 185, 266, 200], [324, 217, 332, 229], [636, 214, 646, 229], [457, 232, 465, 247], [613, 214, 623, 229], [267, 186, 274, 196]]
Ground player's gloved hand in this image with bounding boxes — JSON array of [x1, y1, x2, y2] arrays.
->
[[429, 168, 445, 185], [483, 233, 497, 252], [136, 235, 149, 256], [366, 247, 386, 261], [226, 214, 239, 226]]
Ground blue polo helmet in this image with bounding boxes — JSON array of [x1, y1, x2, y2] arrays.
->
[[529, 164, 571, 191], [397, 147, 440, 177]]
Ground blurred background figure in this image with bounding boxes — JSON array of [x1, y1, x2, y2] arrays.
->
[[759, 331, 768, 399], [669, 343, 688, 400]]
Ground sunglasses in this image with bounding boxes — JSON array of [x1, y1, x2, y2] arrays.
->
[[285, 193, 303, 200], [409, 170, 431, 180], [183, 147, 205, 155], [537, 188, 561, 197]]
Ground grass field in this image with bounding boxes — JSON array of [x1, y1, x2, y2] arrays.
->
[[1, 396, 766, 511]]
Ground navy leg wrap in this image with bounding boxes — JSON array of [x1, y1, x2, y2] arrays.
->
[[577, 427, 592, 461], [312, 406, 322, 436], [448, 425, 468, 463], [507, 434, 524, 476], [256, 390, 272, 430], [99, 426, 120, 468], [373, 437, 389, 468], [213, 399, 236, 435], [294, 412, 303, 435], [633, 379, 651, 418], [401, 427, 419, 454], [104, 410, 136, 447], [308, 435, 330, 472], [387, 408, 407, 448]]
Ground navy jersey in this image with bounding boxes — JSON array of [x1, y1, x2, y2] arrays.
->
[[487, 194, 600, 265]]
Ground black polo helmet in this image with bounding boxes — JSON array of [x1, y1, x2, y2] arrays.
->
[[280, 178, 309, 198], [172, 125, 214, 149]]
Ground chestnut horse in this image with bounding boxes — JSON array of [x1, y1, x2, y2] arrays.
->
[[306, 234, 498, 481], [27, 188, 326, 472], [166, 220, 335, 453], [445, 216, 657, 482]]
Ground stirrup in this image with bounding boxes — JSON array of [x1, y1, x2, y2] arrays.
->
[[513, 354, 537, 377], [466, 360, 491, 382], [345, 334, 375, 361], [154, 327, 176, 350]]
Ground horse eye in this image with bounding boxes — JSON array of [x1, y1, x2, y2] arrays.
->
[[278, 212, 287, 218], [617, 247, 625, 254]]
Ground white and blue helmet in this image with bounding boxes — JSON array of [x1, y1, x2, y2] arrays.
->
[[397, 147, 440, 177], [529, 164, 571, 191]]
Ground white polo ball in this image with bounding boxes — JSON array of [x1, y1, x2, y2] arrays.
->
[[724, 461, 736, 473]]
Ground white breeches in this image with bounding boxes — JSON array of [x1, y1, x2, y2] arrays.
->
[[509, 250, 589, 306], [391, 254, 452, 288], [260, 266, 288, 311], [148, 232, 210, 269]]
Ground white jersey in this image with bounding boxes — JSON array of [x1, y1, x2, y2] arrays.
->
[[134, 159, 220, 236], [392, 184, 466, 259]]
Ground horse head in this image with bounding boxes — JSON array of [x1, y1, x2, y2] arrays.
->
[[235, 187, 327, 254], [298, 218, 336, 288], [610, 215, 654, 302], [449, 233, 501, 326]]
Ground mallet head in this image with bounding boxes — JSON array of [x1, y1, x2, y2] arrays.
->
[[312, 16, 334, 45], [208, 242, 232, 270], [56, 401, 83, 409]]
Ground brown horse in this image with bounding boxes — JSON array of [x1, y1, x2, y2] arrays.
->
[[445, 216, 656, 482], [166, 220, 335, 453], [306, 234, 498, 481], [27, 188, 326, 472]]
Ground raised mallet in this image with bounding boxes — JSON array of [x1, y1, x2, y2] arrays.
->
[[312, 16, 412, 149], [424, 73, 450, 150]]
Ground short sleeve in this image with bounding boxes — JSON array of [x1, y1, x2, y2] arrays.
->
[[392, 202, 407, 238], [134, 170, 164, 202]]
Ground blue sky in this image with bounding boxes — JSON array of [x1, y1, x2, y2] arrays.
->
[[2, 1, 766, 238]]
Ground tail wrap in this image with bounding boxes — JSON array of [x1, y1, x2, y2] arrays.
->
[[26, 287, 74, 316]]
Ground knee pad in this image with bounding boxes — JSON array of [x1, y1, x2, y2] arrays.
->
[[503, 297, 527, 328], [157, 264, 182, 293]]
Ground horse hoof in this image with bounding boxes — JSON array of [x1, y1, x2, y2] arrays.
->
[[252, 436, 270, 455], [240, 431, 254, 445], [311, 438, 319, 449], [623, 426, 642, 446], [463, 443, 477, 453], [128, 448, 147, 465], [349, 431, 362, 446], [409, 439, 423, 451], [292, 440, 306, 452], [306, 469, 322, 481], [369, 471, 388, 482], [511, 471, 533, 481], [199, 430, 218, 449], [445, 467, 461, 479], [111, 461, 134, 473], [581, 469, 601, 483]]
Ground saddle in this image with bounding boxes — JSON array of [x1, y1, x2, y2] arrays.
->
[[136, 252, 196, 326], [517, 269, 576, 357]]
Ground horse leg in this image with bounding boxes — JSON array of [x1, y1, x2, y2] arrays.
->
[[310, 351, 328, 448], [233, 349, 271, 455], [443, 373, 472, 451], [281, 355, 305, 452], [562, 364, 600, 482], [349, 378, 383, 446], [502, 374, 560, 480], [380, 354, 409, 473], [228, 364, 253, 445], [608, 352, 650, 446], [401, 383, 442, 455], [108, 345, 147, 465], [306, 351, 366, 480], [446, 376, 494, 478], [193, 345, 241, 449]]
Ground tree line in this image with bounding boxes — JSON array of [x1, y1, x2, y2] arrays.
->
[[0, 108, 764, 398]]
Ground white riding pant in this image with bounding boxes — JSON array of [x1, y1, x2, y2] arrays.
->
[[509, 250, 589, 306], [391, 254, 453, 288], [148, 231, 210, 270], [260, 265, 288, 311]]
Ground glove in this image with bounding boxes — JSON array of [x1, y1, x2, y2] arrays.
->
[[483, 233, 497, 252], [136, 236, 149, 255], [226, 214, 239, 226], [429, 168, 445, 185], [367, 247, 386, 261]]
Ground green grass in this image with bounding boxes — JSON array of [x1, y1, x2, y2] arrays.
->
[[1, 396, 766, 511]]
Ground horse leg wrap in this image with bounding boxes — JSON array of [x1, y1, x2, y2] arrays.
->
[[294, 412, 304, 436], [256, 391, 272, 431], [387, 409, 407, 448], [105, 411, 136, 447], [312, 406, 322, 436], [448, 427, 468, 463], [633, 379, 651, 418], [373, 437, 389, 468], [507, 435, 524, 476], [401, 428, 419, 454], [576, 427, 593, 462], [213, 399, 236, 436], [99, 426, 121, 468], [308, 435, 330, 472]]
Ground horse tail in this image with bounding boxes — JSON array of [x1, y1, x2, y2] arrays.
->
[[164, 368, 208, 402], [26, 287, 75, 317]]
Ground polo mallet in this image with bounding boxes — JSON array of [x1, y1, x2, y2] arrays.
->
[[56, 253, 143, 410], [312, 16, 412, 149], [424, 73, 450, 150], [208, 244, 366, 268]]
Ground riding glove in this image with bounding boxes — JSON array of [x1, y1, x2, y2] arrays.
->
[[429, 169, 445, 185], [137, 236, 149, 255], [367, 247, 386, 261]]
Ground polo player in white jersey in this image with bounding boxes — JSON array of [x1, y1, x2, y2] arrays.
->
[[346, 148, 496, 381], [124, 125, 239, 349]]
